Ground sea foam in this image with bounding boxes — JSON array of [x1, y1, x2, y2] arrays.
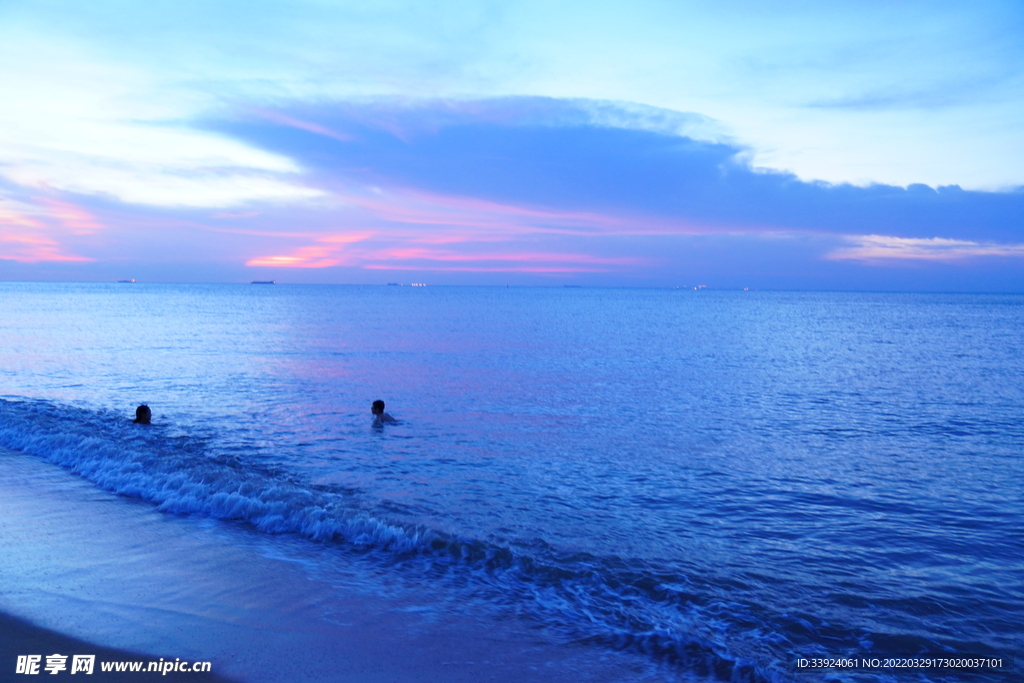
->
[[0, 397, 779, 683]]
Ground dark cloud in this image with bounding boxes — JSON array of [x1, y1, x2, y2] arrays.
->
[[214, 97, 1024, 244]]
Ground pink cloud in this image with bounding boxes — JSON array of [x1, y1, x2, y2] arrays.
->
[[237, 182, 692, 274], [0, 206, 44, 229], [36, 198, 105, 233], [245, 232, 373, 268], [319, 231, 376, 244], [341, 187, 628, 236], [246, 247, 340, 268], [0, 198, 96, 262], [231, 178, 771, 276], [322, 184, 760, 248], [0, 232, 92, 263], [244, 236, 650, 273]]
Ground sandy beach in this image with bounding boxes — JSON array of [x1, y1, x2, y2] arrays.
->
[[0, 610, 236, 682], [0, 446, 663, 683]]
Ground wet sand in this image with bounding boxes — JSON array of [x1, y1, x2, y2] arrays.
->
[[0, 611, 236, 682], [0, 447, 666, 683]]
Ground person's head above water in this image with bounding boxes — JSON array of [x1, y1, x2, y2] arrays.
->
[[134, 404, 152, 424], [371, 400, 386, 416]]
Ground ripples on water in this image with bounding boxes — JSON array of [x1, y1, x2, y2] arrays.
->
[[0, 283, 1021, 681]]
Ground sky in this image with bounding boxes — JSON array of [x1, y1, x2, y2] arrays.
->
[[1, 0, 1022, 290]]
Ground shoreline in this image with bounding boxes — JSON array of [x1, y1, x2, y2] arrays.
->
[[0, 447, 665, 683]]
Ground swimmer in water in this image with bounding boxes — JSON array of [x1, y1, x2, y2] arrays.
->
[[371, 400, 397, 427], [133, 404, 152, 424]]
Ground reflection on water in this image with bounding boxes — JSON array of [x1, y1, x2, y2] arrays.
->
[[0, 283, 1021, 681]]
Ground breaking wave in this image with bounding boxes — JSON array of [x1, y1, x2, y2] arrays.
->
[[0, 397, 832, 682]]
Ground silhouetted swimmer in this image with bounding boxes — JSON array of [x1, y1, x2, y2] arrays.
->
[[133, 404, 152, 424], [371, 400, 397, 427]]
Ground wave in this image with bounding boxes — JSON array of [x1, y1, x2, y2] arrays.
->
[[0, 398, 810, 682]]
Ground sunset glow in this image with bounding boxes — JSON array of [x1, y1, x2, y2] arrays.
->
[[0, 232, 92, 263], [0, 1, 1021, 289]]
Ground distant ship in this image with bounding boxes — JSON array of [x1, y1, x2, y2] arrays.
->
[[251, 280, 276, 285], [117, 279, 136, 283]]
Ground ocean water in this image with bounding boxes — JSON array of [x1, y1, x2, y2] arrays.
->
[[0, 283, 1021, 682]]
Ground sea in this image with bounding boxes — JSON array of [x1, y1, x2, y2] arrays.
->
[[0, 283, 1020, 683]]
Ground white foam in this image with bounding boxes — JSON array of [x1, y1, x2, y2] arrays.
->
[[0, 447, 666, 683]]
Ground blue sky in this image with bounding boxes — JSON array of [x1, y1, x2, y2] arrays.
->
[[1, 0, 1022, 289]]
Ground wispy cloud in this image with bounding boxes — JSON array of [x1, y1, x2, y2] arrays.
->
[[0, 232, 92, 263], [826, 235, 1024, 262], [35, 198, 104, 233], [237, 178, 704, 275], [363, 264, 617, 273], [374, 248, 643, 264], [3, 89, 1023, 289], [0, 38, 325, 209], [247, 108, 355, 143], [363, 247, 646, 272], [245, 246, 340, 268], [338, 186, 633, 237], [244, 225, 650, 273], [0, 204, 44, 229], [0, 195, 97, 262], [245, 232, 373, 268]]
